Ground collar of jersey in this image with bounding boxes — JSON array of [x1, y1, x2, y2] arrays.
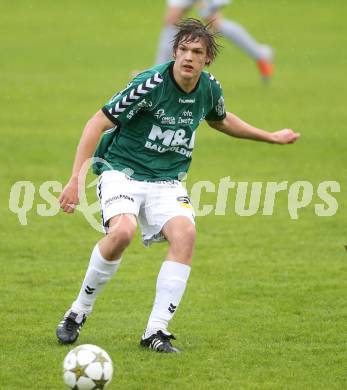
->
[[169, 62, 201, 95]]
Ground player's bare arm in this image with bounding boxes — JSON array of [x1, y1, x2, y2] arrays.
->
[[207, 111, 300, 144], [59, 110, 114, 213]]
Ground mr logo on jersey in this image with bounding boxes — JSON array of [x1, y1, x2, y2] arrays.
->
[[144, 125, 195, 157]]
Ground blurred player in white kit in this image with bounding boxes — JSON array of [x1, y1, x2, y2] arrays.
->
[[156, 0, 274, 80]]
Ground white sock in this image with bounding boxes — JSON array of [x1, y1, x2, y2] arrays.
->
[[219, 19, 263, 60], [71, 245, 121, 316], [155, 25, 177, 64], [144, 260, 191, 338]]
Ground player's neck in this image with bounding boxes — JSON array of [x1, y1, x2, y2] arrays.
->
[[172, 63, 200, 93]]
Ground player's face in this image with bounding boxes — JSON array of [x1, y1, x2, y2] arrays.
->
[[174, 38, 210, 80]]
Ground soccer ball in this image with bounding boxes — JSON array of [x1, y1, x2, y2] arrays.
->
[[63, 344, 113, 389]]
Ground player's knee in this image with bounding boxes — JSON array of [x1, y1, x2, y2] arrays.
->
[[164, 15, 180, 26], [115, 227, 135, 247], [107, 223, 136, 250], [164, 7, 185, 26], [183, 224, 196, 245], [113, 226, 135, 247], [103, 231, 133, 260], [204, 14, 221, 32]]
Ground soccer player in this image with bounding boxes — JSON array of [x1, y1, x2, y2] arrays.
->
[[56, 19, 299, 353], [156, 0, 274, 80]]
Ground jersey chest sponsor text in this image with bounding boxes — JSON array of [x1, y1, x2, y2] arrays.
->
[[154, 107, 195, 126], [144, 125, 195, 157]]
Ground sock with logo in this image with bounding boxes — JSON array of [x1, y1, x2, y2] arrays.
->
[[219, 19, 263, 59], [144, 260, 191, 338], [71, 244, 121, 316], [155, 25, 177, 64]]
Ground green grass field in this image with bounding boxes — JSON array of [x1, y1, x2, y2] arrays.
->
[[1, 0, 346, 388]]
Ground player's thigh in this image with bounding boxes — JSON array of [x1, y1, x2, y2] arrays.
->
[[165, 6, 189, 25], [202, 0, 231, 7], [198, 0, 230, 19], [97, 170, 142, 232], [147, 182, 194, 226], [165, 0, 195, 24], [138, 182, 195, 246], [167, 0, 196, 9], [107, 213, 137, 238], [203, 10, 223, 31], [162, 215, 196, 247]]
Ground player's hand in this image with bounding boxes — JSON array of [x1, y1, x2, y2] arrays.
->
[[59, 177, 79, 213], [271, 129, 300, 144]]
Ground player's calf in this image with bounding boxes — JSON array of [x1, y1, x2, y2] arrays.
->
[[163, 216, 196, 265]]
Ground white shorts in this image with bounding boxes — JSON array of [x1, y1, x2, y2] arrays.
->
[[167, 0, 230, 18], [97, 170, 195, 246]]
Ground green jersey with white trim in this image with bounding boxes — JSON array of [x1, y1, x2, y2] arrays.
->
[[93, 61, 226, 181]]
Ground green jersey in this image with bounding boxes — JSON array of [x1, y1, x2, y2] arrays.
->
[[93, 61, 226, 181]]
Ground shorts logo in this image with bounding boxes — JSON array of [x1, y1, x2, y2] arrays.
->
[[104, 194, 134, 208], [177, 196, 192, 209]]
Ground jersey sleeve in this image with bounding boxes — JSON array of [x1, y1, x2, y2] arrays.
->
[[102, 71, 163, 126], [205, 74, 227, 122]]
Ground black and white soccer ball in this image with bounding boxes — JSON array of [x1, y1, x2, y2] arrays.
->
[[63, 344, 113, 389]]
